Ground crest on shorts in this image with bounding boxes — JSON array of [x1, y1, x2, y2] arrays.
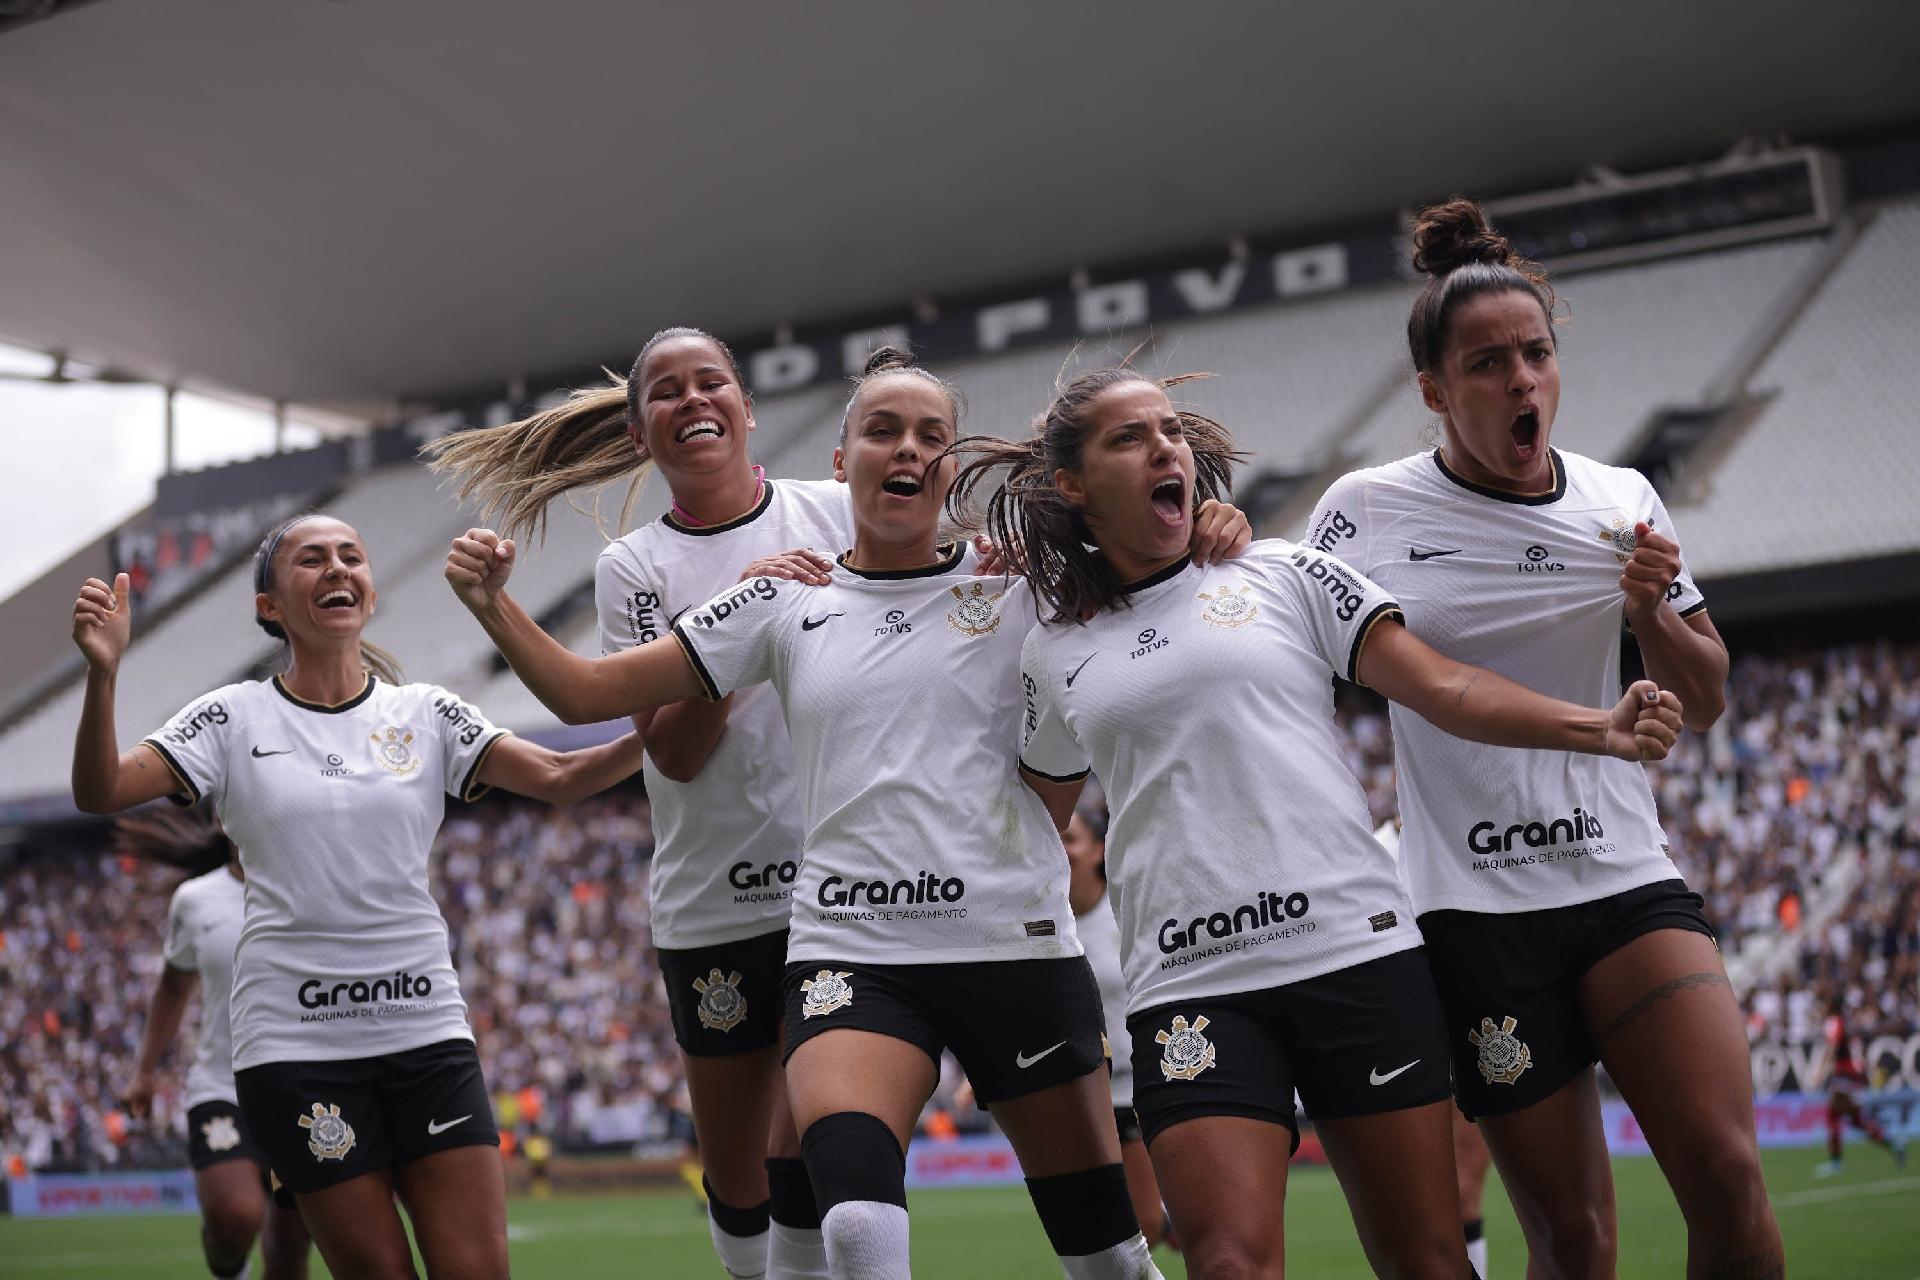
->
[[369, 726, 420, 777], [800, 970, 854, 1019], [298, 1101, 356, 1161], [1467, 1015, 1532, 1086], [1596, 516, 1637, 563], [201, 1114, 242, 1153], [692, 967, 748, 1033], [1155, 1014, 1216, 1082], [947, 582, 1006, 637], [1197, 585, 1258, 629]]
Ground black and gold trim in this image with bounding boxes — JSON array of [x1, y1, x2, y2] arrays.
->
[[1431, 448, 1567, 506], [271, 673, 376, 714], [835, 541, 964, 581], [1347, 603, 1405, 686], [1677, 599, 1709, 619], [663, 479, 776, 537], [1018, 761, 1092, 786], [1121, 555, 1192, 595], [138, 737, 202, 807], [670, 627, 725, 702], [458, 730, 512, 802]]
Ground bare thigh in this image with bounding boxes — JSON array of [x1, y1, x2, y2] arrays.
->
[[394, 1144, 509, 1280], [1477, 1068, 1618, 1280], [787, 1028, 938, 1151], [1148, 1115, 1290, 1279], [1120, 1136, 1167, 1247], [684, 1043, 784, 1203], [1451, 1110, 1492, 1222], [991, 1068, 1123, 1178], [295, 1169, 416, 1280], [1317, 1100, 1473, 1279]]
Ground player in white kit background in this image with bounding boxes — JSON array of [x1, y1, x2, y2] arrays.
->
[[119, 807, 312, 1280], [70, 514, 648, 1280], [444, 348, 1251, 1280], [429, 326, 865, 1280], [957, 364, 1683, 1280], [1305, 197, 1781, 1278]]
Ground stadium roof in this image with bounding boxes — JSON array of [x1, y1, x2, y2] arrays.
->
[[1, 0, 1916, 409]]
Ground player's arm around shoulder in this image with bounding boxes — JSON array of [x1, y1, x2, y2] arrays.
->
[[1015, 623, 1091, 830]]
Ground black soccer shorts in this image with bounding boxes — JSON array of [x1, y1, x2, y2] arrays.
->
[[658, 927, 790, 1056], [186, 1100, 265, 1172]]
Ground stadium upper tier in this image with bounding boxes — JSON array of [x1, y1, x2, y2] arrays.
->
[[2, 205, 1916, 795]]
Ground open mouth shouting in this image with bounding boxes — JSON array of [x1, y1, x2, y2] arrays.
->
[[1510, 407, 1542, 462], [675, 417, 726, 445], [1148, 474, 1188, 527], [316, 588, 359, 612], [880, 470, 924, 501]]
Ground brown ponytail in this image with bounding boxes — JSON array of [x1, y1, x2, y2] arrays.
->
[[113, 804, 234, 877], [420, 326, 748, 542], [1406, 196, 1557, 373], [949, 366, 1240, 623]]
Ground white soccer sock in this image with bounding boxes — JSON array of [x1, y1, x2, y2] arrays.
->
[[1467, 1234, 1488, 1276], [1058, 1232, 1162, 1279], [820, 1200, 911, 1280], [707, 1216, 769, 1280], [210, 1258, 251, 1280], [769, 1222, 830, 1280]]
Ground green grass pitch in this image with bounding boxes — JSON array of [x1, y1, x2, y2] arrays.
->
[[4, 1147, 1915, 1277]]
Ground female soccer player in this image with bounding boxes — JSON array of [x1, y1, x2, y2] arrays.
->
[[954, 364, 1682, 1280], [1816, 1002, 1906, 1177], [444, 349, 1249, 1279], [71, 513, 648, 1280], [1304, 197, 1781, 1278], [121, 807, 312, 1280], [427, 327, 855, 1279], [1063, 805, 1170, 1252]]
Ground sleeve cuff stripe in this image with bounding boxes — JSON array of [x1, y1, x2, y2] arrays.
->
[[138, 739, 201, 806], [1678, 599, 1709, 618], [670, 626, 724, 701], [460, 730, 511, 802], [1019, 762, 1092, 785], [1347, 603, 1405, 686]]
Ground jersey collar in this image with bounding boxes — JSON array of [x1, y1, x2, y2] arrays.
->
[[662, 478, 776, 536], [1121, 554, 1193, 595], [835, 541, 964, 580], [272, 672, 376, 714], [1431, 447, 1567, 506]]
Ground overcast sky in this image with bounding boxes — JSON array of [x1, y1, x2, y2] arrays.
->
[[3, 342, 324, 603]]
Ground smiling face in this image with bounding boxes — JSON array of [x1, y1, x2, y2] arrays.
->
[[1419, 290, 1561, 491], [255, 516, 376, 650], [1055, 380, 1195, 580], [833, 372, 958, 552], [631, 334, 756, 483]]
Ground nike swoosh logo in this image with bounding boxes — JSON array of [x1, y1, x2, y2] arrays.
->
[[801, 612, 844, 631], [1369, 1060, 1420, 1086], [1064, 655, 1096, 688], [426, 1115, 471, 1135], [1015, 1042, 1067, 1069], [1408, 548, 1463, 562], [250, 747, 292, 758]]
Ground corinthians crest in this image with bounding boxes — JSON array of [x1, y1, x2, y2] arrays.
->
[[298, 1101, 356, 1161], [200, 1113, 242, 1152], [800, 969, 854, 1019], [1596, 516, 1638, 563], [370, 726, 421, 776], [947, 581, 1006, 637], [1197, 585, 1258, 629], [692, 968, 748, 1033], [1467, 1015, 1533, 1085], [1155, 1014, 1217, 1081]]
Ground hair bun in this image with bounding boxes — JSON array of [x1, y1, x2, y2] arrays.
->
[[861, 344, 919, 377], [1411, 196, 1513, 277]]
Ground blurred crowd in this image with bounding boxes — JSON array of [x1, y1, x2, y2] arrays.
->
[[4, 640, 1916, 1173]]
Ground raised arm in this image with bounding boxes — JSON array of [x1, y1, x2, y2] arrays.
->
[[124, 964, 196, 1119], [71, 574, 190, 814], [1358, 617, 1682, 762], [1621, 521, 1728, 731], [446, 529, 707, 725], [475, 730, 650, 807]]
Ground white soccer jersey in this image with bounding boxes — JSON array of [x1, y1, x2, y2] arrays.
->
[[673, 542, 1080, 966], [162, 866, 246, 1107], [1019, 541, 1421, 1014], [1306, 448, 1706, 916], [143, 675, 508, 1070], [597, 478, 855, 950], [1075, 895, 1134, 1107]]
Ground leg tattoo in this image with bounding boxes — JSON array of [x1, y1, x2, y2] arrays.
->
[[1596, 972, 1730, 1046]]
